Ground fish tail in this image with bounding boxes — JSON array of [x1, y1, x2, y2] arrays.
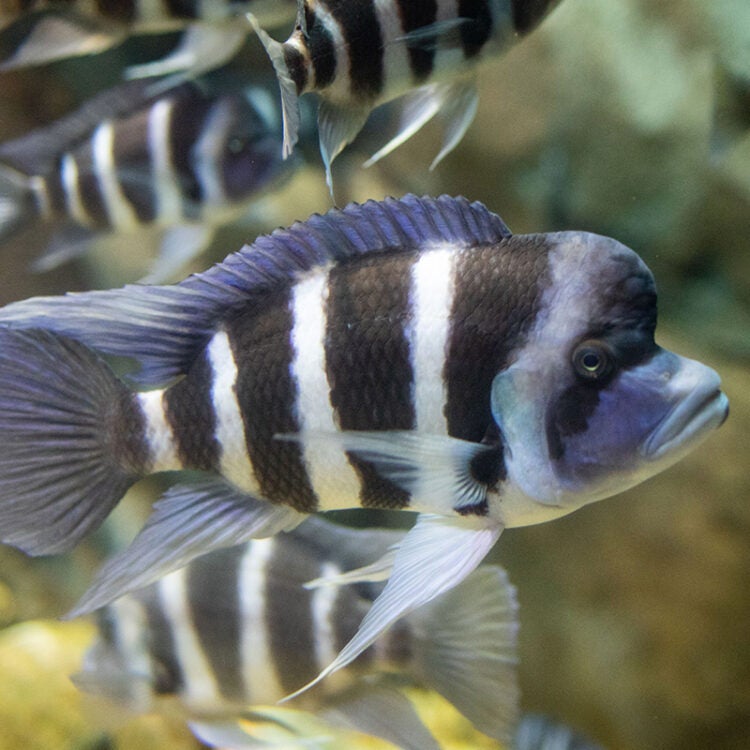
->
[[0, 328, 146, 556], [247, 13, 301, 159], [0, 164, 35, 242], [407, 565, 521, 743]]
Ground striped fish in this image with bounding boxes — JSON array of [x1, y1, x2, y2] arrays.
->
[[77, 517, 520, 749], [0, 0, 296, 75], [0, 75, 293, 281], [0, 195, 728, 697], [251, 0, 564, 191]]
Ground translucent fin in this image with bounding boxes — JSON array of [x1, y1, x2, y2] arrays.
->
[[278, 430, 495, 514], [139, 224, 214, 284], [0, 15, 118, 70], [0, 195, 511, 387], [317, 101, 370, 199], [323, 685, 440, 750], [431, 78, 479, 169], [281, 514, 503, 700], [66, 477, 306, 618], [31, 225, 95, 273], [410, 566, 520, 742], [248, 13, 301, 159], [304, 548, 397, 589], [125, 22, 249, 82], [0, 328, 140, 555]]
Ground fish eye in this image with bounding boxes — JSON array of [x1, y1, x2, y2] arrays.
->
[[227, 136, 247, 154], [572, 339, 616, 381]]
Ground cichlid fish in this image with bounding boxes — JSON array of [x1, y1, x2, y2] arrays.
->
[[0, 75, 293, 281], [251, 0, 563, 191], [77, 517, 520, 749], [0, 194, 728, 697], [0, 0, 297, 77]]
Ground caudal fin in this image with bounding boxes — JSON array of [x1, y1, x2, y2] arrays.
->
[[408, 565, 521, 743], [248, 13, 301, 159], [0, 328, 145, 555], [0, 165, 34, 242]]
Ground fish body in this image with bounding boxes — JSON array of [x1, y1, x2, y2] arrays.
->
[[0, 0, 297, 73], [0, 76, 292, 279], [78, 517, 520, 748], [251, 0, 563, 190], [0, 195, 728, 693]]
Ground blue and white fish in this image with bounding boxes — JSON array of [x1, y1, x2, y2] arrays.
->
[[0, 0, 297, 77], [251, 0, 563, 191], [77, 517, 519, 749], [0, 194, 728, 697], [0, 75, 293, 281]]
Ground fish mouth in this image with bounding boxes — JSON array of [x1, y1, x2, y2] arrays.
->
[[642, 383, 729, 460]]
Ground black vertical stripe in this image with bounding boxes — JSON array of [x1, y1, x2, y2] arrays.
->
[[325, 252, 415, 509], [164, 348, 220, 472], [110, 388, 150, 475], [186, 544, 246, 701], [163, 0, 200, 19], [458, 0, 494, 58], [305, 8, 337, 89], [227, 292, 319, 512], [44, 169, 69, 218], [445, 238, 550, 441], [112, 106, 156, 223], [96, 0, 136, 22], [511, 0, 557, 34], [325, 0, 384, 100], [396, 0, 438, 82], [69, 143, 110, 228], [283, 45, 309, 94], [139, 590, 184, 695], [167, 86, 213, 218], [264, 538, 319, 693]]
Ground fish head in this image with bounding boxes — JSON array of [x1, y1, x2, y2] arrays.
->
[[490, 231, 728, 522]]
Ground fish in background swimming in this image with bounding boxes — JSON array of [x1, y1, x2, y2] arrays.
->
[[0, 74, 295, 281], [0, 0, 297, 78], [0, 194, 728, 697], [514, 714, 605, 750], [76, 517, 520, 749], [250, 0, 564, 192]]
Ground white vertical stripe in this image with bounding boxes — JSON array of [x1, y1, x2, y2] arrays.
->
[[410, 246, 455, 434], [193, 100, 231, 211], [91, 120, 139, 230], [238, 538, 285, 702], [311, 561, 346, 690], [107, 596, 154, 711], [206, 329, 261, 495], [148, 98, 183, 223], [61, 153, 89, 225], [158, 568, 223, 709], [137, 389, 181, 471], [290, 270, 363, 510], [374, 0, 410, 94]]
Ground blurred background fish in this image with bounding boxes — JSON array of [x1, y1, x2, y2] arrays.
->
[[251, 0, 564, 192], [0, 0, 297, 78], [76, 517, 520, 750], [0, 72, 301, 281]]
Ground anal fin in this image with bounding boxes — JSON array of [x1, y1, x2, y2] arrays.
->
[[281, 514, 503, 701]]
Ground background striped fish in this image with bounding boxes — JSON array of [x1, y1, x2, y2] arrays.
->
[[252, 0, 564, 191], [0, 73, 296, 281], [77, 517, 520, 749], [0, 194, 728, 701], [0, 0, 296, 76]]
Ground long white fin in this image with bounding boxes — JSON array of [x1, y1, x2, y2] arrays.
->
[[282, 514, 503, 701]]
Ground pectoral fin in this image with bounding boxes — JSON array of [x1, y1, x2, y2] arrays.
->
[[282, 514, 503, 701], [66, 477, 306, 618], [304, 548, 396, 589], [317, 101, 370, 198], [140, 223, 215, 283]]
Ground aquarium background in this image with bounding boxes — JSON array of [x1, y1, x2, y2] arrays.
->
[[0, 0, 747, 748]]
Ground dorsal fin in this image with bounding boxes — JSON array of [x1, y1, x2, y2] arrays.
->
[[0, 195, 512, 386]]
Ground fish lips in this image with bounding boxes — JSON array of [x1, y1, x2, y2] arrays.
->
[[641, 356, 729, 460]]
